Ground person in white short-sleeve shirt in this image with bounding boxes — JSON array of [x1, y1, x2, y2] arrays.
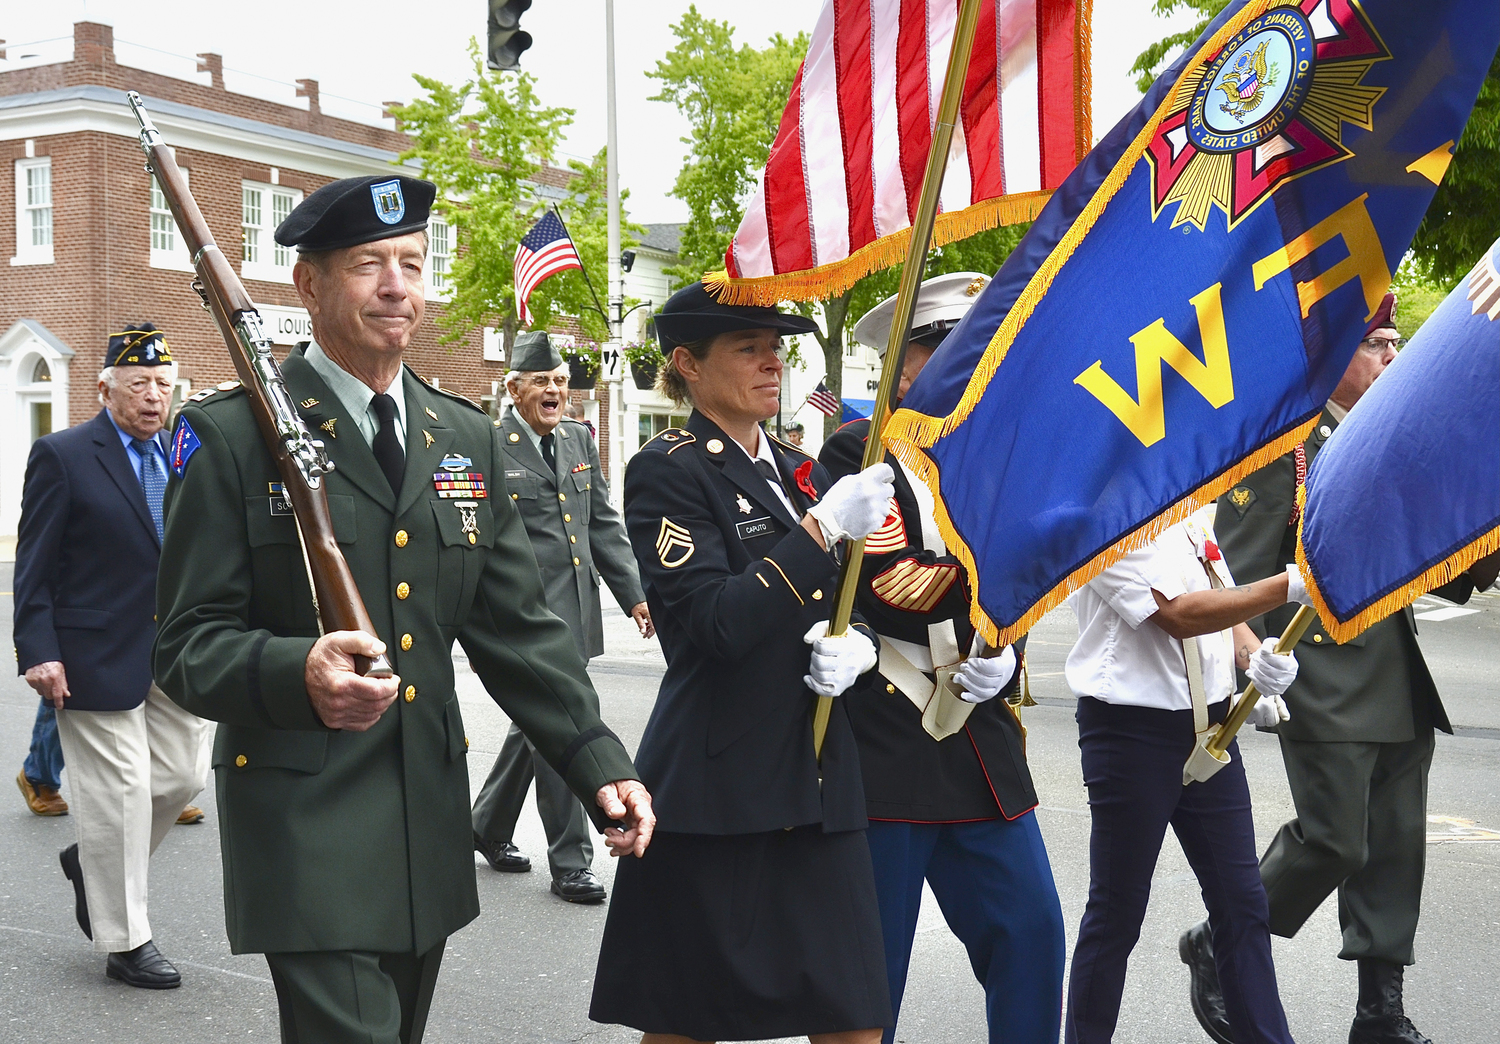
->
[[1062, 516, 1313, 1044]]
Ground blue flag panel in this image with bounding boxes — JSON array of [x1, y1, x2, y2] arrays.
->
[[883, 0, 1499, 646], [1298, 236, 1500, 642]]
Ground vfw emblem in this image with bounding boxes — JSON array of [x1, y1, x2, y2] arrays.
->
[[370, 179, 406, 225], [1145, 0, 1389, 231]]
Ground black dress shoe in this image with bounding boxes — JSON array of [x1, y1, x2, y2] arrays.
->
[[1180, 920, 1235, 1044], [1350, 959, 1432, 1044], [106, 940, 182, 989], [59, 844, 92, 940], [550, 868, 606, 904], [475, 833, 531, 873]]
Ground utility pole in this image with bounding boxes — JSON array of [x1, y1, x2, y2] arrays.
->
[[604, 0, 626, 507]]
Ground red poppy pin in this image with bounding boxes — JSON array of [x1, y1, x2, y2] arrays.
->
[[1204, 539, 1222, 562], [794, 460, 818, 499]]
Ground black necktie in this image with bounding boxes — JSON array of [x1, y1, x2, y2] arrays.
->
[[540, 432, 557, 473], [371, 393, 404, 495], [754, 457, 786, 495]]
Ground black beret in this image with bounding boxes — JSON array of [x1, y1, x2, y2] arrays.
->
[[653, 281, 819, 355], [107, 322, 172, 367], [275, 175, 436, 252]]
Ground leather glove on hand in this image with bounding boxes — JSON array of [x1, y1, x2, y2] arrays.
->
[[803, 622, 879, 697], [1244, 690, 1291, 729], [954, 646, 1018, 704], [1246, 637, 1299, 697], [1284, 563, 1316, 608], [806, 463, 896, 544]]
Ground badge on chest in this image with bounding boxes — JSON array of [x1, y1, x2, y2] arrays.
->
[[735, 516, 774, 541], [452, 500, 481, 544], [434, 454, 487, 499]]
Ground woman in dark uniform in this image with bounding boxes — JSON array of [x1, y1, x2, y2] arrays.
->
[[590, 282, 898, 1044]]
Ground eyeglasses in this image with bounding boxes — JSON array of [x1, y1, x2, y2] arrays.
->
[[1358, 336, 1404, 353], [524, 375, 570, 389]]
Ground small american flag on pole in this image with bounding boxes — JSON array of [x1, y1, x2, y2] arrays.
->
[[806, 381, 841, 417], [513, 210, 583, 325]]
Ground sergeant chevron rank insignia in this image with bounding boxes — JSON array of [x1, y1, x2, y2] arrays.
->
[[656, 518, 695, 568]]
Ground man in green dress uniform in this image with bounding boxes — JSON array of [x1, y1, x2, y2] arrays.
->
[[152, 175, 654, 1044]]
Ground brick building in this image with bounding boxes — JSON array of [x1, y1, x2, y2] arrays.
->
[[0, 21, 664, 556]]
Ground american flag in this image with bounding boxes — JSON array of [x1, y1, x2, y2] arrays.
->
[[719, 0, 1090, 305], [806, 381, 841, 416], [513, 210, 583, 325]]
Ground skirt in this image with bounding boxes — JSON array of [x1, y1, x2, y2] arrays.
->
[[590, 826, 892, 1041]]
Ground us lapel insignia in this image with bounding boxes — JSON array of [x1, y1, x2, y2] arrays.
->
[[425, 406, 439, 422], [735, 493, 752, 515], [319, 418, 337, 439], [423, 430, 435, 449], [656, 518, 695, 568], [299, 397, 319, 409]]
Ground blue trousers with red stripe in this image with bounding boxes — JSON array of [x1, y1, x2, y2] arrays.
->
[[866, 813, 1065, 1044]]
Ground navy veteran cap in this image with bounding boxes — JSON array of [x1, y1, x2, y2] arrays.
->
[[274, 175, 436, 252], [653, 280, 819, 355], [107, 323, 172, 367]]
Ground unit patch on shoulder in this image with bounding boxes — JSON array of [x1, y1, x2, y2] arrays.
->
[[655, 518, 695, 568], [170, 416, 201, 478], [1226, 484, 1258, 519]]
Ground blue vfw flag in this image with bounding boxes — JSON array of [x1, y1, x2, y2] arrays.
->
[[882, 0, 1500, 646], [1297, 236, 1500, 643]]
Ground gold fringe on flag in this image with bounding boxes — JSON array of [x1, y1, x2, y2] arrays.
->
[[883, 416, 1317, 648], [1294, 480, 1500, 644], [711, 192, 1054, 306]]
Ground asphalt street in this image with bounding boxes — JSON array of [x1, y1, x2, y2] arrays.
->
[[2, 560, 1497, 1044]]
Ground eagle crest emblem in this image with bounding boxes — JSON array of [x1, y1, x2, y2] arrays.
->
[[1214, 40, 1278, 124]]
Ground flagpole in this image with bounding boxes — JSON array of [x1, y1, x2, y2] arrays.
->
[[813, 0, 986, 758], [550, 204, 611, 330]]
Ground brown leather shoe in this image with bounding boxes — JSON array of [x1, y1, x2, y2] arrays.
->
[[176, 805, 205, 825], [17, 770, 68, 816]]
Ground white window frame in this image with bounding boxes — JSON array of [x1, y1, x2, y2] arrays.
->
[[240, 180, 302, 284], [149, 166, 194, 272], [426, 217, 452, 299], [12, 157, 54, 266]]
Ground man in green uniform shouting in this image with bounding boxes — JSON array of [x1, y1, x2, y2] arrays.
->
[[153, 175, 654, 1044]]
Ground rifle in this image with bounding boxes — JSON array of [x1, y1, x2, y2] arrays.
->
[[127, 91, 393, 680]]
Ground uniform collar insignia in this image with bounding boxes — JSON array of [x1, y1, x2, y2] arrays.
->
[[320, 418, 336, 439]]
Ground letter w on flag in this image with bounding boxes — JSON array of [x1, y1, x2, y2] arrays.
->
[[715, 0, 1091, 305], [514, 210, 582, 325]]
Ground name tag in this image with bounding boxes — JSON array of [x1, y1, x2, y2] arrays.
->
[[736, 516, 774, 541], [268, 482, 293, 516]]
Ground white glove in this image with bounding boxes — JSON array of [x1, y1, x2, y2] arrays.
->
[[1246, 637, 1299, 697], [1284, 563, 1315, 607], [803, 621, 879, 697], [1243, 690, 1291, 729], [806, 463, 897, 544], [954, 646, 1018, 704]]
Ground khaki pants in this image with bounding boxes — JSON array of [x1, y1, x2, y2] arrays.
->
[[55, 685, 212, 952]]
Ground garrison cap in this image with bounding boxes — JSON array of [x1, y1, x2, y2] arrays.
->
[[1365, 291, 1397, 334], [852, 272, 989, 357], [510, 331, 565, 372], [274, 175, 436, 252], [653, 280, 819, 355], [107, 322, 172, 367]]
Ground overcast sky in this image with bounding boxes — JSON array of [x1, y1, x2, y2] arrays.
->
[[5, 1, 1199, 224]]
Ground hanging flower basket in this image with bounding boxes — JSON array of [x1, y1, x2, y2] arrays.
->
[[625, 340, 661, 391]]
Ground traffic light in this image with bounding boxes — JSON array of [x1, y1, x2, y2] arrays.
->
[[487, 0, 533, 70]]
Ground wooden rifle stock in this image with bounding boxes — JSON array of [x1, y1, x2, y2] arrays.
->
[[127, 91, 392, 679]]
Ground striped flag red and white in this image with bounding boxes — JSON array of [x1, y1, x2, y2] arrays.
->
[[514, 210, 583, 324], [719, 0, 1091, 305], [806, 381, 842, 416]]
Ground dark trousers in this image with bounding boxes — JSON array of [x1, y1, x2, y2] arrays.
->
[[1066, 697, 1292, 1044], [23, 697, 64, 789], [472, 722, 592, 878], [867, 815, 1065, 1044], [1260, 731, 1433, 964], [265, 941, 444, 1044]]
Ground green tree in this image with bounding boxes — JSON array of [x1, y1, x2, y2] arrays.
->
[[1132, 1, 1499, 294], [396, 41, 634, 356]]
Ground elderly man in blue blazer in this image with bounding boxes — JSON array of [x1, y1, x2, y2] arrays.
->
[[13, 324, 210, 989]]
